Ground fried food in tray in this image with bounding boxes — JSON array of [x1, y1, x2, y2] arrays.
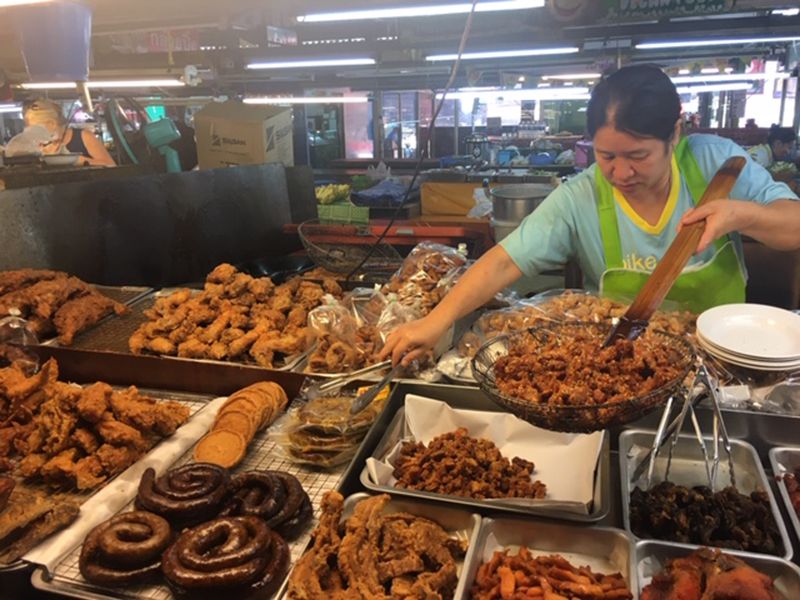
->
[[494, 326, 686, 407], [0, 269, 129, 345], [630, 481, 785, 556], [287, 491, 467, 600], [0, 357, 190, 490], [0, 486, 80, 565], [129, 263, 343, 368], [192, 381, 290, 469], [471, 546, 632, 600], [272, 393, 387, 467], [394, 427, 547, 500], [780, 467, 800, 518], [641, 547, 785, 600], [381, 242, 467, 317]]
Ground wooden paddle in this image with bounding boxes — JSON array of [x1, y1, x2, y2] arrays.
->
[[603, 155, 747, 347]]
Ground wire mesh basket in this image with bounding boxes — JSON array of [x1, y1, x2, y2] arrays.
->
[[298, 219, 403, 275], [472, 321, 695, 433]]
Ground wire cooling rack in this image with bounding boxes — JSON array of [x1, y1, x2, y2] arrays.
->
[[35, 412, 348, 600]]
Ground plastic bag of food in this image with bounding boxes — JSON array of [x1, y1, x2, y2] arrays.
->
[[306, 302, 363, 373], [381, 242, 468, 316]]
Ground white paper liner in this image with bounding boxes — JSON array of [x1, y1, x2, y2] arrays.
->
[[366, 395, 603, 514], [22, 396, 227, 573]]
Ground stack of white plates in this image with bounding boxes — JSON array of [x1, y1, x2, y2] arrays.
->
[[696, 304, 800, 371]]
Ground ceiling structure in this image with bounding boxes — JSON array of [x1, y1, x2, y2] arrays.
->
[[1, 0, 799, 100]]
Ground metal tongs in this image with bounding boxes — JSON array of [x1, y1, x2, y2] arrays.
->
[[633, 358, 736, 491], [299, 360, 392, 402]]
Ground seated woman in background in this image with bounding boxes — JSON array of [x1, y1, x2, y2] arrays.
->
[[748, 124, 797, 168], [25, 99, 116, 167]]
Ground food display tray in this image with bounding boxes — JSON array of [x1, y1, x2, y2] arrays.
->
[[769, 447, 800, 547], [619, 429, 793, 560], [61, 290, 307, 372], [31, 405, 350, 600], [635, 540, 800, 599], [359, 403, 610, 522], [92, 285, 153, 307], [455, 516, 635, 600], [277, 491, 482, 599]]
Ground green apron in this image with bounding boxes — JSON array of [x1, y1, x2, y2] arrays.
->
[[596, 137, 746, 314]]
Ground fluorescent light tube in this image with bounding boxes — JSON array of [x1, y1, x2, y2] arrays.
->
[[0, 0, 53, 6], [541, 73, 601, 80], [671, 73, 790, 84], [676, 83, 752, 94], [298, 0, 544, 23], [773, 8, 799, 16], [437, 87, 590, 101], [0, 106, 23, 114], [637, 36, 800, 49], [427, 47, 579, 61], [20, 79, 185, 89], [243, 97, 369, 104], [247, 58, 375, 69]]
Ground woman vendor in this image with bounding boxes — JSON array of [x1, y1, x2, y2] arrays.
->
[[25, 99, 116, 167], [748, 124, 797, 169], [382, 64, 800, 366]]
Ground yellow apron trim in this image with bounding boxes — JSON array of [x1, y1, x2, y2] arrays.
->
[[611, 154, 680, 235]]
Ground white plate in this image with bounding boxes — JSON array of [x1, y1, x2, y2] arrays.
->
[[697, 304, 800, 361], [42, 153, 81, 166], [696, 330, 795, 363], [697, 336, 800, 372]]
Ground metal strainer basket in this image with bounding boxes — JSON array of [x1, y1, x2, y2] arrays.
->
[[472, 321, 695, 433], [298, 219, 403, 275]]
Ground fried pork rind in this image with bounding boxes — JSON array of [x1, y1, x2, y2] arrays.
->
[[287, 492, 466, 599], [129, 264, 342, 367], [0, 359, 190, 490]]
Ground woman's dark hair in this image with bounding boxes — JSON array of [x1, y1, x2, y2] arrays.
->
[[767, 124, 796, 145], [587, 64, 681, 143]]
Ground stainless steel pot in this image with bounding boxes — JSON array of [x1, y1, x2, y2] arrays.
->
[[482, 181, 553, 223]]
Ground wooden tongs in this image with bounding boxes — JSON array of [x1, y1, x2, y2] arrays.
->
[[603, 156, 747, 347]]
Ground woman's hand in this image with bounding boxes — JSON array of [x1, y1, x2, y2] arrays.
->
[[678, 199, 754, 254], [379, 315, 448, 367]]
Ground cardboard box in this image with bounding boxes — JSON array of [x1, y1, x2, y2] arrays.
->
[[195, 101, 294, 169], [421, 182, 483, 216]]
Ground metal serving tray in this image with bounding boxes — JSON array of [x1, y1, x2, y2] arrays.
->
[[456, 517, 635, 600], [769, 447, 800, 548], [359, 403, 610, 522], [65, 289, 307, 372], [278, 491, 482, 599], [635, 540, 800, 599], [619, 429, 792, 560]]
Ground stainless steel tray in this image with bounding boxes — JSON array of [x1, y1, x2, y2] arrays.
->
[[619, 429, 792, 560], [359, 404, 610, 522], [65, 289, 307, 372], [279, 491, 481, 599], [455, 517, 635, 600], [635, 540, 800, 599], [769, 446, 800, 548]]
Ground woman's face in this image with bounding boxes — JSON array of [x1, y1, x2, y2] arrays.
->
[[772, 139, 794, 160], [593, 125, 677, 195]]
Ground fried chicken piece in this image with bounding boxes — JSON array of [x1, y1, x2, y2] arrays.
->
[[0, 269, 66, 296], [20, 453, 48, 478], [248, 277, 275, 301], [71, 428, 100, 454], [198, 311, 233, 344], [96, 419, 145, 448], [0, 499, 79, 565], [145, 336, 176, 355], [322, 278, 343, 297], [226, 273, 252, 297], [228, 329, 260, 358], [208, 342, 229, 361], [207, 263, 238, 285], [177, 338, 210, 359], [76, 381, 112, 423], [0, 490, 54, 543], [0, 477, 13, 512], [268, 293, 293, 313], [250, 305, 287, 330], [250, 333, 277, 368], [0, 357, 57, 407], [95, 443, 141, 475], [109, 388, 189, 436], [287, 306, 307, 328], [73, 455, 106, 490], [220, 327, 246, 345], [53, 291, 128, 345], [37, 385, 80, 456], [0, 277, 90, 320], [128, 328, 147, 354], [39, 448, 80, 484], [145, 288, 193, 319]]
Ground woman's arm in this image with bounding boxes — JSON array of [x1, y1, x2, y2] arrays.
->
[[679, 198, 800, 252], [80, 129, 116, 167], [379, 244, 524, 366]]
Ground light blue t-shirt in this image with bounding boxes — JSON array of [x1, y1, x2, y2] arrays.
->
[[500, 134, 798, 291]]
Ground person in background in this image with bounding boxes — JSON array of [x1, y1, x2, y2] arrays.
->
[[24, 99, 115, 167], [748, 125, 797, 168]]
